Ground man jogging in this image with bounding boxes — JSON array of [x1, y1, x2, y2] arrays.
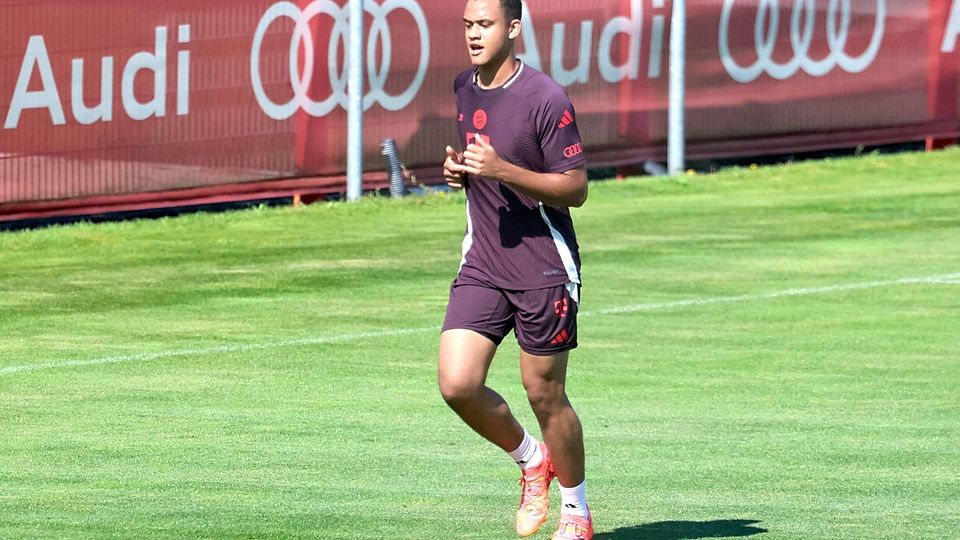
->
[[438, 1, 592, 538]]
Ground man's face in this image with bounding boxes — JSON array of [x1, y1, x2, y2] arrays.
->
[[463, 0, 516, 67]]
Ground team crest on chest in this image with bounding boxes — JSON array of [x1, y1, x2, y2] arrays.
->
[[473, 109, 488, 130]]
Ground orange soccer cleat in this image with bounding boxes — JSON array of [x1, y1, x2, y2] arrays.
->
[[515, 442, 555, 537], [551, 513, 593, 540]]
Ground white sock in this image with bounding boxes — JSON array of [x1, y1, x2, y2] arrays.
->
[[507, 430, 542, 469], [559, 480, 589, 517]]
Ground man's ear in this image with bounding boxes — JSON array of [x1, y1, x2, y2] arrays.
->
[[507, 19, 522, 40]]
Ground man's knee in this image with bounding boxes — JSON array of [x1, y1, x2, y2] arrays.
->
[[438, 329, 497, 409], [523, 380, 567, 416], [438, 373, 483, 409]]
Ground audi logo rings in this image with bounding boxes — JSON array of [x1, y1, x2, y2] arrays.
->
[[719, 0, 886, 83], [251, 0, 430, 120]]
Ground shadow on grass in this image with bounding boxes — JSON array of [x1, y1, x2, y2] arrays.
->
[[596, 519, 768, 539]]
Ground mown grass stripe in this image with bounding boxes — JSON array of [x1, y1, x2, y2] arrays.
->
[[4, 272, 955, 376]]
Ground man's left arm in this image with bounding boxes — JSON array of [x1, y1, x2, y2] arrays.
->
[[457, 136, 588, 208]]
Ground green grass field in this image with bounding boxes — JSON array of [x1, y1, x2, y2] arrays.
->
[[1, 149, 958, 539]]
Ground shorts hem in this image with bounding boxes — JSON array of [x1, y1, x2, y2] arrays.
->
[[441, 324, 506, 346], [519, 342, 578, 357]]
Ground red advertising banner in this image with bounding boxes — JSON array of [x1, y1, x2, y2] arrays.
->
[[1, 0, 957, 220]]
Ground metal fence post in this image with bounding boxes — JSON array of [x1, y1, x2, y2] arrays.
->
[[668, 0, 686, 176], [347, 0, 364, 200]]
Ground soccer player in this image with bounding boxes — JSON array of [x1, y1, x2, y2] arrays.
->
[[438, 1, 592, 539]]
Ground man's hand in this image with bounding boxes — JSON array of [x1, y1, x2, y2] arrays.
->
[[462, 136, 503, 179], [443, 145, 467, 189]]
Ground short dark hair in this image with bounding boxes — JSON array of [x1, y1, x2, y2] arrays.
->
[[501, 0, 522, 22]]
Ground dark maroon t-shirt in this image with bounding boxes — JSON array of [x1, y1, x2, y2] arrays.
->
[[454, 62, 587, 290]]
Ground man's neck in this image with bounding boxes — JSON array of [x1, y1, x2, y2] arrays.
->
[[477, 55, 520, 89]]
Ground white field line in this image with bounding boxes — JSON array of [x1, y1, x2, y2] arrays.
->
[[0, 328, 434, 376], [924, 277, 960, 285], [581, 273, 960, 316], [2, 272, 957, 376]]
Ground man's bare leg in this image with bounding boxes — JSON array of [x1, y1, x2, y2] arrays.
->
[[519, 350, 584, 487], [438, 329, 524, 451]]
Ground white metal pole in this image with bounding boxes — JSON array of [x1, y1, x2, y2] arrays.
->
[[347, 0, 364, 201], [668, 0, 686, 176]]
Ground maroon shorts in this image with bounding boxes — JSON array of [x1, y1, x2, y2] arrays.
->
[[441, 274, 579, 355]]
